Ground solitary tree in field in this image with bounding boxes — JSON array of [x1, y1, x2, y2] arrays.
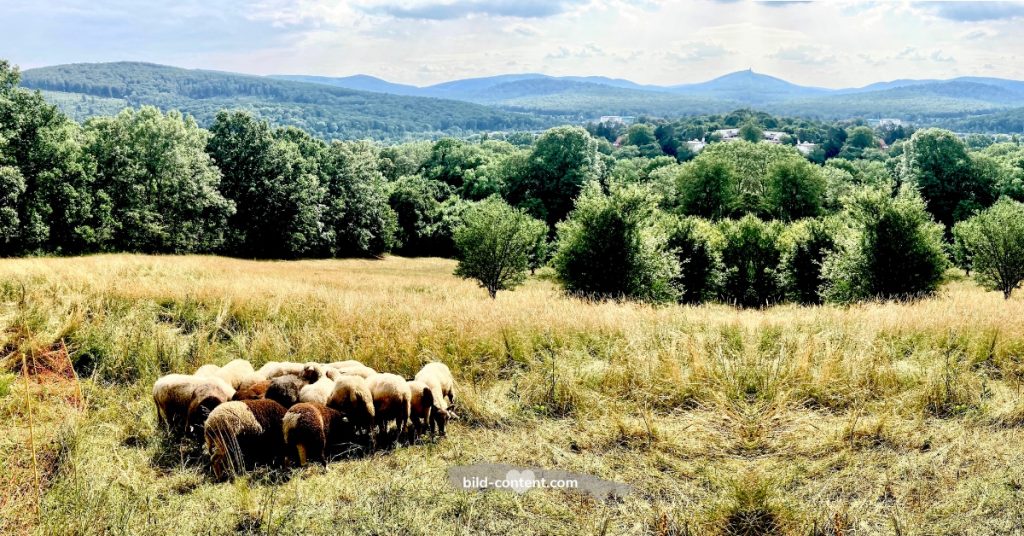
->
[[453, 197, 547, 299], [953, 199, 1024, 299]]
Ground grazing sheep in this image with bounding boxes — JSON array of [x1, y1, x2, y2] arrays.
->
[[153, 374, 235, 438], [265, 374, 306, 408], [326, 375, 375, 443], [367, 373, 412, 445], [204, 399, 288, 480], [406, 380, 434, 442], [233, 379, 271, 401], [282, 402, 348, 466], [196, 359, 259, 389], [414, 362, 456, 436], [327, 361, 376, 380], [252, 360, 309, 381], [299, 375, 336, 405]]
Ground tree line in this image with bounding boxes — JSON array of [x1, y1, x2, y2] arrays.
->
[[4, 59, 1024, 304]]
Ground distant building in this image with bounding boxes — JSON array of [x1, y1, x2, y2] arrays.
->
[[599, 115, 636, 125], [713, 128, 740, 140], [795, 140, 818, 155], [763, 131, 786, 144], [877, 118, 903, 127], [685, 138, 706, 153]]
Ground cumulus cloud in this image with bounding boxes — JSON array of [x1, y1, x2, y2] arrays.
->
[[958, 27, 998, 40], [665, 42, 731, 63], [770, 45, 837, 65]]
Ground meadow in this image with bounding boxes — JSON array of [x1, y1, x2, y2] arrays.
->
[[2, 254, 1023, 535]]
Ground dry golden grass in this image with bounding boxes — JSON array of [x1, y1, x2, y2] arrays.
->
[[1, 254, 1024, 535]]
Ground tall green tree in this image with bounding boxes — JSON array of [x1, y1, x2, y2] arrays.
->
[[676, 158, 739, 219], [0, 60, 99, 254], [207, 111, 325, 258], [505, 126, 602, 227], [899, 128, 998, 229], [319, 140, 397, 257], [453, 197, 547, 299], [766, 159, 826, 221], [952, 199, 1024, 299], [739, 122, 763, 143], [84, 106, 232, 253]]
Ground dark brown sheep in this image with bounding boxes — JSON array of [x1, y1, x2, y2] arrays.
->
[[204, 399, 288, 480], [282, 402, 349, 466]]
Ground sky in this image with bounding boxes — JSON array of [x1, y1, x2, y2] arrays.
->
[[2, 0, 1024, 88]]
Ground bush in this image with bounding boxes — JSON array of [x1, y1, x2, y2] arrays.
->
[[667, 216, 722, 304], [779, 218, 837, 304], [823, 187, 949, 303], [952, 198, 1024, 299], [553, 182, 679, 303], [716, 215, 785, 307], [453, 197, 547, 298]]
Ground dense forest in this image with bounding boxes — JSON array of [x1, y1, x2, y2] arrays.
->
[[18, 62, 1024, 140], [4, 58, 1024, 305], [20, 63, 546, 141]]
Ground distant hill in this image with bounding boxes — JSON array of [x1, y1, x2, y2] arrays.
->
[[18, 61, 1024, 135], [668, 69, 830, 104], [20, 62, 547, 140], [268, 74, 423, 96]]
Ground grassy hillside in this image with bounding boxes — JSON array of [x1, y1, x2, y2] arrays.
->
[[20, 63, 548, 141], [2, 255, 1024, 534]]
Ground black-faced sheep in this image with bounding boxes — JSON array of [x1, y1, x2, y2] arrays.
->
[[153, 374, 236, 438], [204, 399, 288, 480], [326, 375, 375, 445], [265, 374, 306, 408], [233, 379, 271, 401], [414, 362, 456, 436], [195, 359, 260, 390], [406, 380, 434, 442], [282, 402, 348, 466], [367, 373, 412, 445]]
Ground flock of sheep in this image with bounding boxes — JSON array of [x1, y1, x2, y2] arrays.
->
[[152, 358, 456, 479]]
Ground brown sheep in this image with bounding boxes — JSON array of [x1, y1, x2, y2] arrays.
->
[[233, 379, 271, 401], [204, 399, 288, 480], [153, 374, 235, 438], [326, 375, 375, 447], [265, 374, 306, 408], [367, 373, 412, 445], [414, 362, 456, 436], [406, 380, 434, 442], [282, 402, 348, 466]]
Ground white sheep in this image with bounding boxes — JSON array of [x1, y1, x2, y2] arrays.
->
[[406, 380, 434, 442], [327, 361, 376, 379], [298, 375, 336, 405], [326, 375, 375, 446], [367, 373, 412, 445], [195, 359, 260, 389], [153, 374, 236, 438], [414, 362, 456, 436]]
